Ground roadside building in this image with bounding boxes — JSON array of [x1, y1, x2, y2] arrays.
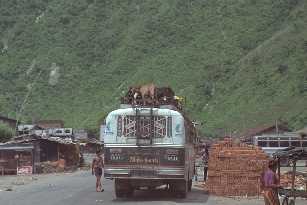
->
[[74, 129, 88, 141], [0, 134, 80, 175], [79, 138, 103, 166], [17, 124, 45, 135], [0, 143, 34, 175], [239, 122, 290, 144]]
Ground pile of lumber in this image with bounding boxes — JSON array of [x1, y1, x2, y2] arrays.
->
[[205, 139, 269, 196], [40, 159, 66, 173], [280, 172, 307, 190]]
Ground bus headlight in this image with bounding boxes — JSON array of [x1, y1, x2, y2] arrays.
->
[[110, 153, 122, 160]]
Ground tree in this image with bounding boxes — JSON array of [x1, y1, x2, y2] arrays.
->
[[0, 123, 15, 142]]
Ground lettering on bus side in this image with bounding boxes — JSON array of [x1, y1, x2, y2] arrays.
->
[[129, 156, 159, 165]]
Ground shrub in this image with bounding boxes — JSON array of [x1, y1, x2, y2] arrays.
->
[[0, 123, 15, 142]]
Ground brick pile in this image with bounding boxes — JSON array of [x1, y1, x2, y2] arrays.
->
[[205, 139, 269, 196]]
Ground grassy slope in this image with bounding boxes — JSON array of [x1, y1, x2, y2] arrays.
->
[[0, 0, 306, 135]]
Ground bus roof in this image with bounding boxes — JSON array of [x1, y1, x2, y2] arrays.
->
[[106, 107, 183, 118]]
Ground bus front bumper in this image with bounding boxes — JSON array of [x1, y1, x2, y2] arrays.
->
[[104, 167, 185, 179]]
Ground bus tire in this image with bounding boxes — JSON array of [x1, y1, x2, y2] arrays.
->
[[188, 179, 192, 191], [175, 180, 187, 198], [282, 197, 288, 205], [115, 179, 133, 198], [115, 189, 125, 198]]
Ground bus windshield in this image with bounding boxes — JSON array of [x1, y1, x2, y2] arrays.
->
[[103, 108, 185, 145]]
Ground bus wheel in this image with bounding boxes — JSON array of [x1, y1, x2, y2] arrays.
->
[[176, 180, 187, 198], [115, 189, 125, 198], [282, 197, 288, 205], [188, 179, 192, 191], [115, 179, 133, 198]]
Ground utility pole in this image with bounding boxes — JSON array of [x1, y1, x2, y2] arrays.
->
[[15, 70, 42, 130], [275, 119, 279, 135]]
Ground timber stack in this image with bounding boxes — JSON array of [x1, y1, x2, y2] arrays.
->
[[205, 138, 269, 196]]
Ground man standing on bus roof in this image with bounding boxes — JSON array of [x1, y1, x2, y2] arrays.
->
[[92, 150, 104, 192]]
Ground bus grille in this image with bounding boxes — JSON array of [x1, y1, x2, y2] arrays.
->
[[117, 115, 172, 138]]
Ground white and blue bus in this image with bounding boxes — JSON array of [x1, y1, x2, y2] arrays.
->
[[253, 133, 307, 158], [104, 105, 196, 198]]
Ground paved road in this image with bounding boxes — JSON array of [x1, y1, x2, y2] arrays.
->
[[0, 171, 305, 205]]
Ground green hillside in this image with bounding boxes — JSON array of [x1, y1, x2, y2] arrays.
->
[[0, 0, 307, 136]]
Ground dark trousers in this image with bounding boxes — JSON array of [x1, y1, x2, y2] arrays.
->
[[203, 167, 208, 181]]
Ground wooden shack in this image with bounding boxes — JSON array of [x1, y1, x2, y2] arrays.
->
[[0, 134, 80, 175], [0, 143, 33, 175]]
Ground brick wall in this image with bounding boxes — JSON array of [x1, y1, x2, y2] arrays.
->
[[205, 139, 269, 196]]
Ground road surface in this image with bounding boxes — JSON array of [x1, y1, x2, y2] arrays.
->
[[0, 171, 306, 205]]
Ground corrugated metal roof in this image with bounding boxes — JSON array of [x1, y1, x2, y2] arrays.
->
[[6, 134, 76, 145], [0, 143, 34, 151]]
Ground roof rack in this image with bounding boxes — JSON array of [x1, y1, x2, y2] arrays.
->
[[120, 84, 184, 110]]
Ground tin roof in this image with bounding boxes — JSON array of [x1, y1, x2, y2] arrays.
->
[[0, 143, 34, 151], [6, 134, 76, 145]]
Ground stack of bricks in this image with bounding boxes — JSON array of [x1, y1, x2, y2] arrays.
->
[[205, 139, 269, 196]]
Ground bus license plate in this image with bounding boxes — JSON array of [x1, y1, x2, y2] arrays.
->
[[130, 170, 156, 177]]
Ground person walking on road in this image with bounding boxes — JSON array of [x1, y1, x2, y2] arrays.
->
[[201, 145, 209, 182], [92, 150, 104, 192], [262, 160, 281, 205]]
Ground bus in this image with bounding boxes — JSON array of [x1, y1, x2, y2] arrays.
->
[[253, 133, 307, 157], [103, 86, 196, 198]]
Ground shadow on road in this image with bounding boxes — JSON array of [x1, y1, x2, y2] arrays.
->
[[113, 188, 210, 203]]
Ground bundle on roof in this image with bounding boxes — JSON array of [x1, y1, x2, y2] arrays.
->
[[121, 84, 182, 109]]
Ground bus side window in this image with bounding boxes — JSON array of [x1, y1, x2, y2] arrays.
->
[[258, 141, 267, 147], [302, 140, 307, 147], [269, 140, 278, 147], [280, 141, 289, 147], [291, 141, 300, 147]]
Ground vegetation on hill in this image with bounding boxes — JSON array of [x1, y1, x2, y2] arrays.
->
[[0, 0, 306, 136], [0, 123, 14, 142]]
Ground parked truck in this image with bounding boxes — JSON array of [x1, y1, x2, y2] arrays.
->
[[103, 84, 197, 198]]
